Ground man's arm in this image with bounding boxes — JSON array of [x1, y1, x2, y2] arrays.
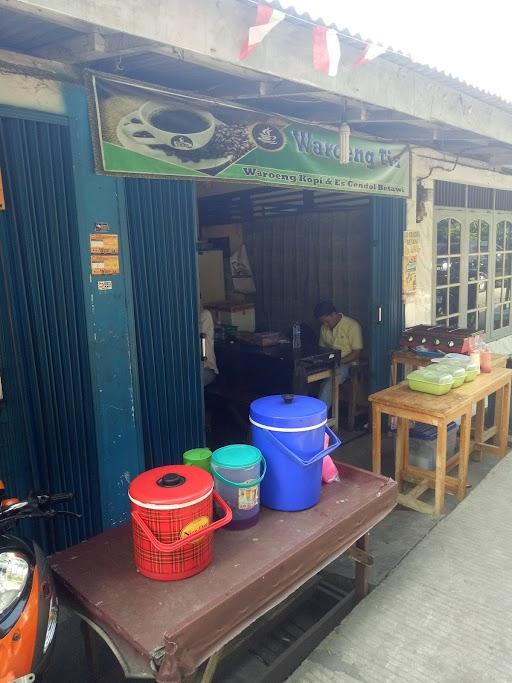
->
[[342, 349, 361, 364], [344, 321, 363, 363]]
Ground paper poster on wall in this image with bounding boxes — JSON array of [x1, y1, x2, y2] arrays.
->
[[91, 255, 120, 276], [403, 230, 420, 296], [90, 233, 119, 254], [89, 72, 410, 198]]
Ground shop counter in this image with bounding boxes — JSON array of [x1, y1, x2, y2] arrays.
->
[[51, 463, 396, 682]]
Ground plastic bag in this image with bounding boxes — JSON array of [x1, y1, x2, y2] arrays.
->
[[322, 455, 340, 483]]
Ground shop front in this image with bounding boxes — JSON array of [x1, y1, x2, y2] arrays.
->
[[1, 0, 511, 552], [88, 71, 407, 454]]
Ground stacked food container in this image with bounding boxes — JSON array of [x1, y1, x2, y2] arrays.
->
[[407, 355, 479, 395]]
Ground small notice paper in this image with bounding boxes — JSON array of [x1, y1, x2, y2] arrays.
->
[[91, 255, 120, 276], [90, 233, 119, 255]]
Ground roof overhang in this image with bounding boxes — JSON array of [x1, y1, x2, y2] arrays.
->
[[1, 0, 512, 171]]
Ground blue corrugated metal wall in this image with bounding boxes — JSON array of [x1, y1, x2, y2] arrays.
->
[[0, 115, 101, 550], [125, 178, 204, 467], [370, 197, 406, 393]]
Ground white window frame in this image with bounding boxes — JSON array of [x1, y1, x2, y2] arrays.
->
[[433, 207, 512, 340]]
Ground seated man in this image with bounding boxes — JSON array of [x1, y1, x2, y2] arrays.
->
[[314, 300, 363, 410]]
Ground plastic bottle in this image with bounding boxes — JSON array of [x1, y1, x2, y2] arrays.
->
[[480, 344, 492, 373], [468, 334, 481, 373], [292, 322, 301, 350]]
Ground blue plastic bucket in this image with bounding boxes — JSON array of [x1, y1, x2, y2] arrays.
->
[[250, 395, 341, 511], [211, 445, 266, 530]]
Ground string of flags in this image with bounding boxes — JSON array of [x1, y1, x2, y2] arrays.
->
[[239, 2, 387, 77]]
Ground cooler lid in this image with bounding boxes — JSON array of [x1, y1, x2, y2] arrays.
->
[[250, 394, 327, 430], [212, 444, 262, 469], [128, 465, 213, 507]]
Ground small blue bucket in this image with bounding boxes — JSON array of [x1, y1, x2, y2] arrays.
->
[[250, 394, 341, 511]]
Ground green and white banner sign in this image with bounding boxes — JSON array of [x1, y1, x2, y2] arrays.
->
[[90, 73, 410, 198]]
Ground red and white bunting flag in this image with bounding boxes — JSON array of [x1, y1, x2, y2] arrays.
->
[[357, 42, 386, 65], [240, 4, 286, 60], [313, 26, 341, 77]]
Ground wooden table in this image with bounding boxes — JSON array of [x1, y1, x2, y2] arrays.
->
[[51, 464, 396, 683], [390, 350, 507, 385], [370, 367, 512, 516]]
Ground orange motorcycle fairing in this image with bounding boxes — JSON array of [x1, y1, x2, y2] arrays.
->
[[0, 566, 39, 683]]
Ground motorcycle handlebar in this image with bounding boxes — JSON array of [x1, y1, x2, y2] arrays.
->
[[50, 493, 74, 504]]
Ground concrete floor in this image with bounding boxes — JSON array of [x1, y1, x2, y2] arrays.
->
[[289, 449, 512, 683], [41, 431, 503, 683]]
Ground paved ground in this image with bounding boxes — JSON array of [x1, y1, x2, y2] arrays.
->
[[288, 452, 512, 683], [41, 431, 504, 682]]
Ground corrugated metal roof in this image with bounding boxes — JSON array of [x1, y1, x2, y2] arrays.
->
[[259, 0, 512, 112]]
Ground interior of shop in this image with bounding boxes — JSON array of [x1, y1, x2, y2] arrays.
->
[[196, 181, 373, 447]]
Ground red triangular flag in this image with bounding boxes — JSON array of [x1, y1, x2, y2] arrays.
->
[[313, 26, 341, 77], [240, 4, 286, 60]]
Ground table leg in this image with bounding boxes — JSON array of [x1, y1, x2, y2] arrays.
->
[[390, 360, 397, 386], [434, 423, 448, 516], [331, 369, 340, 433], [457, 410, 472, 502], [395, 417, 408, 491], [494, 388, 503, 440], [474, 399, 485, 462], [354, 533, 370, 601], [371, 404, 382, 474], [497, 381, 511, 457], [80, 619, 102, 683], [201, 649, 223, 683]]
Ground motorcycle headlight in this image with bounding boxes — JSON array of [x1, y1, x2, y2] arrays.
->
[[0, 551, 30, 617]]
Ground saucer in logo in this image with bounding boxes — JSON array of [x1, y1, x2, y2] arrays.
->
[[171, 135, 194, 150], [251, 123, 285, 152]]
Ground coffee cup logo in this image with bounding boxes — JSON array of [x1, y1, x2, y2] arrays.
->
[[171, 135, 194, 150], [251, 123, 285, 151], [124, 102, 217, 152]]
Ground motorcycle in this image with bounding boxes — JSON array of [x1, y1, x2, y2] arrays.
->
[[0, 480, 77, 683]]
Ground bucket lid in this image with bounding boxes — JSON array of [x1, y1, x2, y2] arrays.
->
[[250, 394, 327, 430], [212, 444, 262, 469], [129, 465, 213, 507], [183, 448, 212, 462]]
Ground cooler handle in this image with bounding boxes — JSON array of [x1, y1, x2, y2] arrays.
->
[[263, 426, 341, 467], [211, 456, 267, 488], [131, 491, 232, 554]]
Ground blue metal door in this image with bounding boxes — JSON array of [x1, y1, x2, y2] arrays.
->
[[369, 197, 406, 393], [0, 115, 101, 550], [125, 178, 204, 467]]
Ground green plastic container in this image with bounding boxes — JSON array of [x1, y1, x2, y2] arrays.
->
[[407, 367, 454, 395], [464, 363, 479, 382], [183, 448, 212, 472], [436, 356, 479, 383], [435, 360, 466, 388]]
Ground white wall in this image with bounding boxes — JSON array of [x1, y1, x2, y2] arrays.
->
[[0, 71, 65, 114], [406, 148, 512, 355]]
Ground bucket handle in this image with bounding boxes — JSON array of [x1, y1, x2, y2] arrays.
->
[[262, 426, 341, 468], [131, 491, 232, 554], [211, 456, 267, 489]]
